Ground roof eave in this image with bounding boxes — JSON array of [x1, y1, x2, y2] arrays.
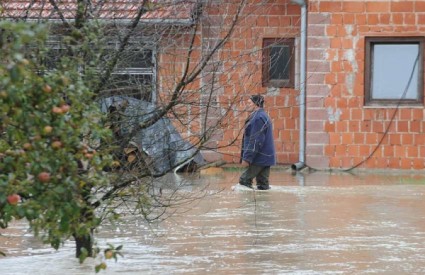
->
[[15, 17, 194, 26]]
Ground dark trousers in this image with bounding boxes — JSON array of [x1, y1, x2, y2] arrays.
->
[[239, 164, 270, 188]]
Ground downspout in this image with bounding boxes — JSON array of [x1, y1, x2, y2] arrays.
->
[[291, 0, 307, 171]]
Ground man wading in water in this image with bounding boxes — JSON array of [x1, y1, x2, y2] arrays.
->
[[239, 94, 276, 190]]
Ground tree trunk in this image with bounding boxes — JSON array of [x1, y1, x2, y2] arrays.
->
[[74, 231, 93, 258]]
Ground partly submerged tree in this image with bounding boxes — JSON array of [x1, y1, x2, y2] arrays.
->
[[0, 21, 115, 269], [0, 0, 268, 270]]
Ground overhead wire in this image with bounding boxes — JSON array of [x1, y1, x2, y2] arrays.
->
[[341, 51, 420, 172]]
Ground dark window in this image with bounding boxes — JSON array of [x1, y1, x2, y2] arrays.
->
[[117, 48, 153, 69], [41, 39, 66, 70], [365, 37, 424, 106], [43, 39, 156, 102], [103, 44, 155, 102], [107, 74, 153, 101], [262, 38, 295, 88], [45, 48, 66, 70]]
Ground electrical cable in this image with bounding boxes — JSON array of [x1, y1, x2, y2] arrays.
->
[[342, 52, 420, 172]]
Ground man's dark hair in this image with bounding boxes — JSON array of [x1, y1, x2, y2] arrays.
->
[[250, 94, 264, 108]]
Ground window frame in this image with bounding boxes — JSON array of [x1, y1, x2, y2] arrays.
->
[[364, 36, 424, 106], [107, 41, 157, 102], [44, 38, 67, 70], [43, 37, 157, 102], [262, 38, 295, 88]]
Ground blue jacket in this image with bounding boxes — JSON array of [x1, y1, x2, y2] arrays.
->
[[241, 108, 276, 166]]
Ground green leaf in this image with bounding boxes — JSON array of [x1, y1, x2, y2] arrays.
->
[[78, 247, 88, 264], [95, 262, 107, 273]]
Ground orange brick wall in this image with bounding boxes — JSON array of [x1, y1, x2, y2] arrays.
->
[[307, 1, 425, 170], [157, 0, 302, 165], [156, 30, 205, 147], [204, 0, 302, 165]]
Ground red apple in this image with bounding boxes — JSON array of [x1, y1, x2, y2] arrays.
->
[[60, 104, 70, 113], [43, 126, 53, 135], [51, 141, 62, 149], [23, 143, 32, 150], [38, 172, 51, 183], [7, 194, 20, 205], [104, 250, 113, 259], [52, 106, 64, 114], [84, 153, 94, 159], [42, 84, 52, 93]]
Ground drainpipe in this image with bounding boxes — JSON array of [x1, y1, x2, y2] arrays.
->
[[290, 0, 307, 171]]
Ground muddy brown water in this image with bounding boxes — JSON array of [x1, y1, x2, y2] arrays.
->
[[1, 168, 425, 274]]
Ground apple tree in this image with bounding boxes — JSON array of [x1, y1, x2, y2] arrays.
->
[[0, 21, 117, 270], [0, 0, 255, 271]]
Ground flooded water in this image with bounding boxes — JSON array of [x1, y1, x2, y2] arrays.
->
[[2, 168, 425, 274]]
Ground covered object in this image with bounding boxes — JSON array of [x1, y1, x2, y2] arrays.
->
[[100, 96, 205, 175]]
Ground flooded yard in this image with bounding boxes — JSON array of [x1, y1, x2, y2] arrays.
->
[[2, 168, 425, 274]]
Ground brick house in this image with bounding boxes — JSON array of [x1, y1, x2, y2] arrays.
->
[[305, 1, 425, 170], [214, 0, 425, 171], [3, 0, 425, 171]]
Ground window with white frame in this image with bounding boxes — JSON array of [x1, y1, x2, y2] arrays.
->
[[365, 37, 424, 106], [106, 44, 155, 102]]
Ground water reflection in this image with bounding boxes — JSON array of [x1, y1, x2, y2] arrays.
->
[[2, 169, 425, 274]]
